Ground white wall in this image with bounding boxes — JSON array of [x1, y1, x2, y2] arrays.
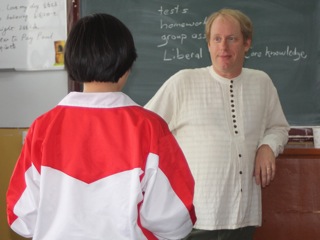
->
[[0, 70, 68, 128]]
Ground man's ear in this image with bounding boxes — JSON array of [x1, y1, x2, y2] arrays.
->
[[244, 38, 252, 52]]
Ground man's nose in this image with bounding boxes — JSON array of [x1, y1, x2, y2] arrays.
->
[[220, 39, 228, 48]]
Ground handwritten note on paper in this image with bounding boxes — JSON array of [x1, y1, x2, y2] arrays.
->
[[0, 0, 67, 70]]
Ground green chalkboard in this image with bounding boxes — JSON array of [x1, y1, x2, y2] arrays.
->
[[80, 0, 320, 126]]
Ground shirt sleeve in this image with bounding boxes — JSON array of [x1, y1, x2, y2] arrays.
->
[[258, 80, 290, 156], [144, 77, 178, 130]]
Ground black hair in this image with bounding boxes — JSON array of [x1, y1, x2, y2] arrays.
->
[[64, 13, 137, 83]]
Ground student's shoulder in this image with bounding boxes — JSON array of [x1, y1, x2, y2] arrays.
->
[[26, 106, 62, 136], [134, 106, 169, 129], [135, 106, 166, 123]]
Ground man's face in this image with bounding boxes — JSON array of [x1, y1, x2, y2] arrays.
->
[[208, 15, 251, 79]]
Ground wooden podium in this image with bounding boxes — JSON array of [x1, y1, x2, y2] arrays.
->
[[254, 143, 320, 240]]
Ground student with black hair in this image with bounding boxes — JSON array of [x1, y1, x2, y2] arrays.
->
[[7, 13, 196, 240]]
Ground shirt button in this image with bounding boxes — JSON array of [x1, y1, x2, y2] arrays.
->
[[240, 171, 242, 174]]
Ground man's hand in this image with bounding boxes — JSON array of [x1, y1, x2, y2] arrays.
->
[[254, 144, 276, 187]]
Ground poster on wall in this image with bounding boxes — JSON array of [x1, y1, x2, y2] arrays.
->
[[0, 0, 67, 70]]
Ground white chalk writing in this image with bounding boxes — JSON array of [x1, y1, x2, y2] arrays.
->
[[157, 4, 308, 63], [163, 47, 203, 61], [246, 46, 307, 61], [157, 4, 207, 62]]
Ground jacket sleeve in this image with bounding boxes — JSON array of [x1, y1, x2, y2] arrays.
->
[[6, 123, 41, 238], [139, 129, 196, 239]]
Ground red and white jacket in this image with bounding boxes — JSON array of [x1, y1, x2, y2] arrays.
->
[[7, 92, 196, 240]]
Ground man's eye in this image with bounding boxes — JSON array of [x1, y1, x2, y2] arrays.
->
[[214, 37, 221, 43], [227, 36, 236, 42]]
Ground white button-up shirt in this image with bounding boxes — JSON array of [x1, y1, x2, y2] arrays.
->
[[145, 66, 289, 230]]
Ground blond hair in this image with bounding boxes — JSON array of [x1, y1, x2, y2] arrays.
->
[[205, 8, 253, 43]]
